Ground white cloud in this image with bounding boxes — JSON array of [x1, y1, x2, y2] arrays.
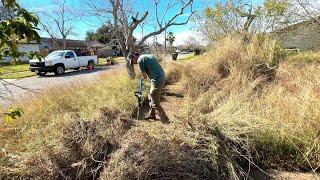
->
[[173, 30, 206, 46], [133, 29, 207, 46], [173, 30, 193, 46]]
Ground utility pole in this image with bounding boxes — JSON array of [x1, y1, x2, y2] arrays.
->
[[139, 22, 144, 38], [164, 23, 167, 53]]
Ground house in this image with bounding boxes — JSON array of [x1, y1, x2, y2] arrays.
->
[[2, 41, 40, 62], [39, 38, 89, 56], [273, 20, 320, 51], [2, 38, 90, 62], [0, 5, 9, 21]]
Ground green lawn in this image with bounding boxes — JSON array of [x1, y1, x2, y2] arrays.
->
[[0, 63, 33, 79], [0, 71, 35, 79], [98, 57, 126, 66], [178, 54, 196, 61], [0, 63, 30, 74]]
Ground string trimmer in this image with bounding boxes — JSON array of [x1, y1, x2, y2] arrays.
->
[[134, 78, 143, 120]]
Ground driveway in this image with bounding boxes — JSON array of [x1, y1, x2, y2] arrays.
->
[[0, 65, 123, 108]]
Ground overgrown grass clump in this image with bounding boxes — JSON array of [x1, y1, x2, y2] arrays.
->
[[175, 36, 320, 171], [1, 35, 319, 179]]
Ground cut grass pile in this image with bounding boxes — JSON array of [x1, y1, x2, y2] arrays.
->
[[0, 35, 319, 179]]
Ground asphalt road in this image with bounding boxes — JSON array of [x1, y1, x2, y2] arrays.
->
[[0, 53, 194, 108], [0, 65, 123, 108]]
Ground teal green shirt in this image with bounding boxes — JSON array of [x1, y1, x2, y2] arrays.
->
[[138, 54, 165, 87]]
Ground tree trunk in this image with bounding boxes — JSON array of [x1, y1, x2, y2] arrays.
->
[[63, 37, 67, 50]]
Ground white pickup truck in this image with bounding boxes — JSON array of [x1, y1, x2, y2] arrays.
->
[[29, 50, 98, 76]]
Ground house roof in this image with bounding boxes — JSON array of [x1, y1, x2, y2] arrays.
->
[[17, 38, 40, 44], [87, 42, 105, 48], [273, 19, 317, 33], [40, 37, 90, 48], [41, 37, 87, 43]]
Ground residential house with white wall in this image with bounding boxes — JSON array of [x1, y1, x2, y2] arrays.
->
[[274, 20, 320, 51]]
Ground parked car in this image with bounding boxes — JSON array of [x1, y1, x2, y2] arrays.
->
[[29, 50, 98, 76], [180, 50, 189, 54]]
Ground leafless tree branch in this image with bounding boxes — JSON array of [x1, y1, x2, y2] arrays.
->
[[82, 0, 194, 57], [37, 0, 77, 50], [138, 0, 194, 46]]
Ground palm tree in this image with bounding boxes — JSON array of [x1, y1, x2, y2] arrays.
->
[[167, 32, 175, 47]]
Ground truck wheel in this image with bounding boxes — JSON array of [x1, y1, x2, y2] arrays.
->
[[87, 62, 94, 70], [36, 71, 47, 76], [54, 65, 65, 75]]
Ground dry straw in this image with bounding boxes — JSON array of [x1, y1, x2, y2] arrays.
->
[[1, 35, 319, 179]]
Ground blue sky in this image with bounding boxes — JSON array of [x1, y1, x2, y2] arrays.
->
[[20, 0, 263, 45]]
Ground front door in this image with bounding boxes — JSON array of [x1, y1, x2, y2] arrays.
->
[[64, 51, 79, 69]]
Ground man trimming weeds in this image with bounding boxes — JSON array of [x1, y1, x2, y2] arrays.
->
[[127, 52, 169, 123]]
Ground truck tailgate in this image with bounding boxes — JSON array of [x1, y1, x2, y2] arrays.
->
[[78, 56, 98, 67]]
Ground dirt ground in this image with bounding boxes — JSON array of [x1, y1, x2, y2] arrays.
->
[[161, 82, 186, 119]]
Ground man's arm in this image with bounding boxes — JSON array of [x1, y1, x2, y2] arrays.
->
[[141, 72, 147, 79], [138, 57, 147, 79]]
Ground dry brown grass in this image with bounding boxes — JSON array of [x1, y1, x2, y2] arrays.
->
[[178, 36, 320, 171], [0, 69, 144, 178], [163, 63, 185, 85], [101, 122, 218, 179], [1, 35, 319, 179], [288, 51, 320, 64]]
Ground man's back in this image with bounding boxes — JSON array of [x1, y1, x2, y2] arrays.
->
[[138, 54, 165, 87]]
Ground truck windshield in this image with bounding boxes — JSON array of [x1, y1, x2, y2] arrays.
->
[[46, 51, 65, 59]]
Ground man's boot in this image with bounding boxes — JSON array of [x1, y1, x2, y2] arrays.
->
[[144, 108, 156, 120]]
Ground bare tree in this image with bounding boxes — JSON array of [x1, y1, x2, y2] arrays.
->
[[290, 0, 320, 24], [83, 0, 195, 58], [38, 0, 76, 50], [183, 36, 201, 49]]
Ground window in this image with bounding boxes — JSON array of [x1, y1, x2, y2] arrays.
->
[[65, 51, 75, 58], [46, 51, 65, 59]]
